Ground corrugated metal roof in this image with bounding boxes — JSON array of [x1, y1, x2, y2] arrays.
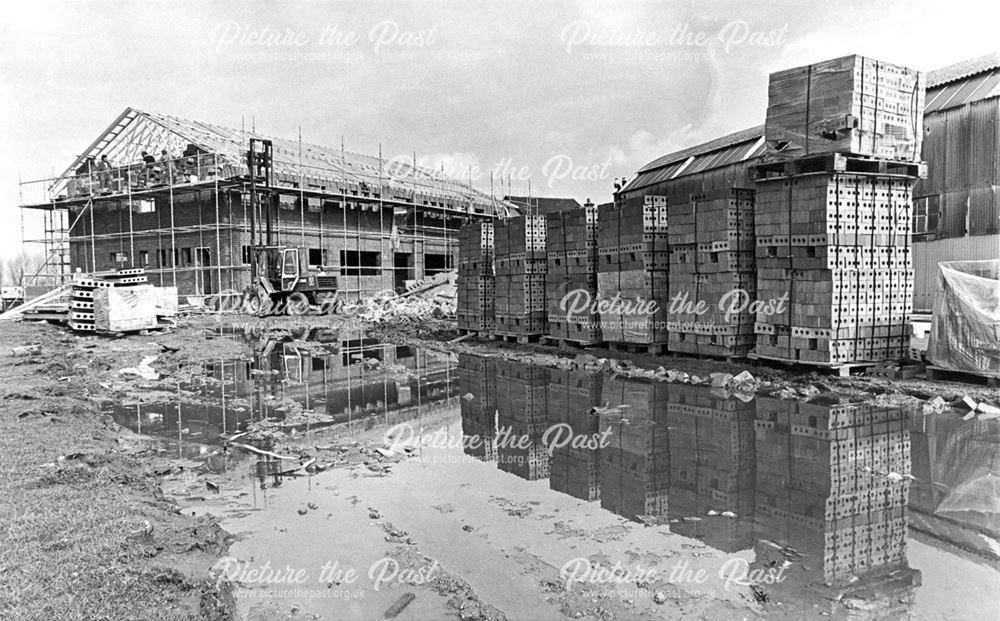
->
[[636, 125, 765, 173], [504, 196, 582, 214], [925, 69, 1000, 112], [624, 129, 764, 192], [928, 53, 1000, 88]]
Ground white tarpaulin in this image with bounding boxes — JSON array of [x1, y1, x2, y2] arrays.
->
[[927, 260, 1000, 377]]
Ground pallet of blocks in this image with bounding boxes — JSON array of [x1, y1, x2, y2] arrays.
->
[[493, 215, 547, 342], [69, 268, 178, 334], [545, 205, 602, 346], [546, 368, 603, 501], [596, 196, 670, 353], [667, 188, 756, 358], [753, 160, 919, 367], [765, 54, 925, 161], [753, 396, 911, 587], [458, 354, 498, 462], [495, 359, 549, 480], [456, 221, 495, 335]]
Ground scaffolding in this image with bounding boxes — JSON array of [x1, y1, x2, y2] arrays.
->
[[18, 107, 513, 299]]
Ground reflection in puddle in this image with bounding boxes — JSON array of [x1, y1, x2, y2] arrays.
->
[[108, 329, 461, 459], [109, 331, 1000, 618], [455, 353, 1000, 618]]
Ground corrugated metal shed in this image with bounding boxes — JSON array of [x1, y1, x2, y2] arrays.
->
[[621, 126, 765, 198], [915, 77, 1000, 239]]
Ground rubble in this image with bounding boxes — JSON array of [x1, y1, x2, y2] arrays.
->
[[119, 355, 159, 381]]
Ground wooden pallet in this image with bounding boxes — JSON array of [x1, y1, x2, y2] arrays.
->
[[749, 352, 879, 377], [456, 328, 489, 337], [540, 336, 604, 350], [606, 341, 668, 355], [667, 350, 749, 365], [750, 153, 926, 181], [925, 365, 1000, 387], [491, 333, 543, 344], [864, 363, 923, 380]]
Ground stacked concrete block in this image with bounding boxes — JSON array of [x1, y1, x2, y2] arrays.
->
[[596, 196, 670, 349], [495, 216, 547, 339], [765, 55, 925, 162], [754, 167, 918, 365], [545, 205, 602, 344], [667, 188, 756, 357], [456, 221, 495, 334]]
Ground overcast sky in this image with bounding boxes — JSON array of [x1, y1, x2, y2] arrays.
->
[[2, 0, 997, 260]]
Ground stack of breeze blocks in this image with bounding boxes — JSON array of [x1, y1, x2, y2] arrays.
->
[[545, 205, 602, 344], [596, 197, 670, 349], [754, 172, 916, 364], [456, 222, 494, 334], [455, 54, 923, 368], [667, 189, 757, 358], [494, 215, 548, 339], [754, 54, 924, 366]]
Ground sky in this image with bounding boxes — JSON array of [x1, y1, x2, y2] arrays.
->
[[1, 0, 998, 260]]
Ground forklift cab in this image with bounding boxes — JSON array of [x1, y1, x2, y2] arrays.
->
[[255, 246, 302, 292]]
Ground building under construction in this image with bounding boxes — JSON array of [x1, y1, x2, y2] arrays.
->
[[19, 107, 512, 300]]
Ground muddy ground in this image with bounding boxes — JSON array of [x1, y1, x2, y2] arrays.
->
[[0, 312, 996, 620]]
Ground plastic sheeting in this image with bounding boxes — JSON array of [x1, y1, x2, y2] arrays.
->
[[927, 260, 1000, 377]]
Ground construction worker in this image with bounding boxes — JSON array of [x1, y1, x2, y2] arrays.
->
[[140, 151, 156, 185], [160, 149, 175, 184], [96, 154, 112, 192]]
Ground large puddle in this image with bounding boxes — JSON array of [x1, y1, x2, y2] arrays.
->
[[108, 328, 1000, 620]]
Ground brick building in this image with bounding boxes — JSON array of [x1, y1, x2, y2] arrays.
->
[[20, 107, 512, 298]]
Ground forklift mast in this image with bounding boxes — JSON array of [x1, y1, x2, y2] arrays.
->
[[247, 138, 274, 282]]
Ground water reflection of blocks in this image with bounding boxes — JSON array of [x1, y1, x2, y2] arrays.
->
[[458, 355, 498, 462], [666, 386, 756, 551], [754, 395, 916, 591], [547, 368, 603, 501], [598, 377, 670, 519], [497, 442, 550, 481]]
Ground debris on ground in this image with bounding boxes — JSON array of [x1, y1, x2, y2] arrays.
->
[[119, 355, 159, 380], [384, 593, 417, 618]]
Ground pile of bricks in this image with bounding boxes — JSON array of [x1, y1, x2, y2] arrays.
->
[[495, 359, 550, 481], [667, 189, 756, 358], [494, 216, 547, 341], [545, 205, 602, 345], [754, 167, 917, 364], [753, 396, 910, 586], [596, 197, 670, 351], [458, 354, 497, 463], [546, 368, 603, 501], [456, 222, 495, 334]]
